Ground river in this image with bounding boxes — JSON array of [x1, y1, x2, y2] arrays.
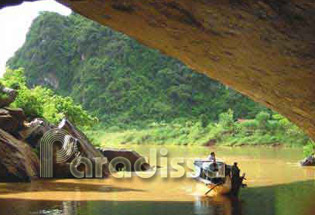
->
[[0, 146, 314, 215]]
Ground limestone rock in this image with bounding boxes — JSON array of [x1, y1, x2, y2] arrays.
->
[[58, 119, 105, 161], [0, 112, 19, 133], [300, 155, 315, 166], [56, 118, 109, 178], [0, 87, 17, 108], [20, 118, 54, 147], [4, 107, 26, 121], [99, 148, 150, 171], [0, 107, 26, 134], [0, 129, 39, 182]]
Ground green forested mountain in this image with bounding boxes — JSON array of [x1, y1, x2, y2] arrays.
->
[[6, 12, 312, 148], [7, 12, 268, 126]]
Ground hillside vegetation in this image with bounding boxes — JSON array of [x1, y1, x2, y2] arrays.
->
[[7, 12, 313, 150], [1, 68, 96, 128]]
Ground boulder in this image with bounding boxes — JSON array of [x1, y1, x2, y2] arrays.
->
[[58, 119, 105, 161], [0, 129, 39, 182], [0, 87, 17, 108], [0, 112, 19, 134], [55, 118, 109, 178], [99, 148, 150, 171], [4, 107, 26, 122], [0, 108, 26, 134], [300, 155, 315, 166], [19, 118, 54, 147]]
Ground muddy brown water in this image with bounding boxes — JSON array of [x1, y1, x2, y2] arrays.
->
[[0, 146, 314, 215]]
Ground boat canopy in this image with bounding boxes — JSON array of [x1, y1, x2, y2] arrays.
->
[[194, 159, 226, 178]]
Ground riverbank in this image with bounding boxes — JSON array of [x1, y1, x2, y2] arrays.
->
[[89, 116, 311, 149]]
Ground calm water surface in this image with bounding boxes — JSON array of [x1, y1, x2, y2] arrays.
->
[[0, 146, 314, 215]]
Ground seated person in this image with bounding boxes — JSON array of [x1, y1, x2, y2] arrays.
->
[[207, 152, 216, 162], [207, 152, 218, 171]]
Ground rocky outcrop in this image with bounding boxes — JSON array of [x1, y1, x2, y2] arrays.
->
[[0, 86, 25, 135], [52, 0, 315, 140], [99, 149, 150, 171], [0, 86, 17, 108], [0, 129, 39, 182], [58, 119, 106, 164], [0, 86, 110, 180], [0, 115, 110, 180], [300, 155, 315, 166], [56, 119, 109, 178], [0, 107, 26, 134], [0, 109, 19, 134], [0, 106, 152, 180], [0, 87, 41, 181], [0, 86, 23, 134], [19, 118, 54, 147], [1, 82, 147, 181]]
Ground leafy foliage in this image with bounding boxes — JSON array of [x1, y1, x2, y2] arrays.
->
[[1, 68, 96, 127], [303, 141, 315, 157], [96, 110, 309, 147]]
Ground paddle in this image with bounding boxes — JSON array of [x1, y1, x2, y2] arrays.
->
[[205, 183, 223, 195]]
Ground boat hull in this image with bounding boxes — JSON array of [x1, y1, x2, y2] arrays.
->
[[195, 176, 232, 197]]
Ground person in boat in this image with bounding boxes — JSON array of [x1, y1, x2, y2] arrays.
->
[[207, 152, 216, 162], [231, 162, 240, 179], [207, 152, 218, 171], [231, 162, 246, 195]]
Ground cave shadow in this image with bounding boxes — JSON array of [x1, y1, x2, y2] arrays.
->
[[236, 179, 315, 215]]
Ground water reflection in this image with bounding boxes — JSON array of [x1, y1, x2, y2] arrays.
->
[[38, 197, 244, 215], [36, 180, 313, 215], [194, 196, 241, 215], [0, 180, 314, 215], [63, 201, 78, 215], [0, 146, 314, 215]]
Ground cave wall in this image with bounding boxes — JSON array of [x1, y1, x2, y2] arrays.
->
[[3, 0, 315, 140]]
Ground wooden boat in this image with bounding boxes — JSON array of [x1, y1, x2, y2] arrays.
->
[[193, 159, 234, 197]]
